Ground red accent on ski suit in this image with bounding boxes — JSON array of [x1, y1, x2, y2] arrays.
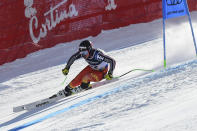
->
[[69, 65, 108, 88]]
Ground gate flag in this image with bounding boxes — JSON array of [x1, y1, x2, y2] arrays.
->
[[163, 0, 188, 19], [162, 0, 197, 68]]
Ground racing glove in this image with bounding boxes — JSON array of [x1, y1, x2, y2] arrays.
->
[[62, 68, 69, 76], [104, 73, 113, 80]]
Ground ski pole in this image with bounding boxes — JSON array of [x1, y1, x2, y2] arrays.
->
[[61, 76, 67, 86], [116, 68, 155, 78]]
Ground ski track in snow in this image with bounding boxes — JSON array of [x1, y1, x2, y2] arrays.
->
[[34, 59, 197, 131], [1, 12, 197, 131]]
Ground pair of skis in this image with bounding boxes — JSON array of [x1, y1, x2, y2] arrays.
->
[[13, 78, 119, 112], [13, 68, 154, 112]]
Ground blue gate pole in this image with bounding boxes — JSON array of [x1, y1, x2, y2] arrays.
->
[[185, 0, 197, 56], [187, 14, 197, 56], [162, 0, 167, 68], [163, 18, 167, 68]]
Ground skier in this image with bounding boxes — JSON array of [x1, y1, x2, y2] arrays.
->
[[61, 40, 116, 96]]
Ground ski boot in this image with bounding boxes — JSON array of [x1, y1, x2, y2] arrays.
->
[[63, 85, 73, 96], [71, 82, 92, 94], [80, 82, 92, 90], [57, 85, 73, 97]]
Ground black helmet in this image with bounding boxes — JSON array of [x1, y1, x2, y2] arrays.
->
[[79, 40, 92, 52]]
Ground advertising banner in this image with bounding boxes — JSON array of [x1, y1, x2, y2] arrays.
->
[[163, 0, 188, 19], [0, 0, 197, 65]]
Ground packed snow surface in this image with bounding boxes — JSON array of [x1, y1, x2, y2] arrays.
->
[[1, 12, 197, 131]]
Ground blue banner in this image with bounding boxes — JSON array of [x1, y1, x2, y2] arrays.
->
[[162, 0, 189, 19]]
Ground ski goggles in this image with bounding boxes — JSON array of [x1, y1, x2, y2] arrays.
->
[[79, 47, 87, 52], [80, 50, 89, 57]]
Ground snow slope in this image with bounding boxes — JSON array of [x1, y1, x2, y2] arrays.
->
[[0, 12, 197, 131]]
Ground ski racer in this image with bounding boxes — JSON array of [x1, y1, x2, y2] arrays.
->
[[61, 40, 116, 96]]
